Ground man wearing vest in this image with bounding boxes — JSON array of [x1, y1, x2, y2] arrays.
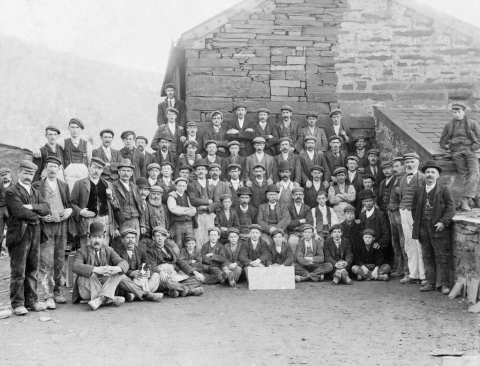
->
[[203, 111, 231, 159], [71, 157, 121, 249], [235, 187, 258, 242], [119, 131, 146, 183], [295, 112, 328, 154], [167, 177, 197, 249], [276, 106, 301, 152], [440, 102, 480, 211], [274, 137, 302, 186], [304, 165, 326, 209], [253, 108, 280, 156], [287, 187, 314, 252], [0, 167, 13, 255], [324, 224, 354, 285], [6, 160, 50, 315], [324, 136, 348, 186], [412, 161, 455, 295], [32, 125, 65, 183], [152, 108, 186, 155], [92, 129, 122, 183], [276, 161, 296, 207], [398, 153, 426, 285], [226, 103, 256, 157], [313, 191, 339, 241], [324, 109, 352, 152], [299, 136, 331, 188], [246, 137, 275, 185], [294, 224, 333, 283], [223, 163, 243, 209], [328, 167, 356, 223], [257, 184, 291, 246], [33, 156, 73, 309]]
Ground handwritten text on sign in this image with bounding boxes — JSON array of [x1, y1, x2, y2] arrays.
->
[[248, 267, 295, 290]]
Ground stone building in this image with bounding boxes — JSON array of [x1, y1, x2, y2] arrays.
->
[[162, 0, 480, 143]]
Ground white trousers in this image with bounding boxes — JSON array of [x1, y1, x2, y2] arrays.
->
[[399, 208, 425, 280]]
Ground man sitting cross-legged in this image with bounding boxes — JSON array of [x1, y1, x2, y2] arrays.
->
[[200, 227, 227, 285], [239, 224, 270, 278], [267, 229, 294, 267], [180, 236, 220, 285], [324, 224, 354, 285], [146, 226, 204, 298], [221, 228, 244, 287], [294, 224, 333, 283], [114, 227, 164, 302], [352, 229, 391, 281]]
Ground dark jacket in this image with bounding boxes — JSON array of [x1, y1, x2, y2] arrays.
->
[[215, 209, 240, 242], [157, 98, 187, 129], [92, 146, 122, 182], [324, 123, 352, 151], [411, 183, 456, 240], [440, 117, 480, 150], [299, 151, 331, 185], [187, 179, 221, 214], [256, 203, 291, 233], [324, 237, 353, 270], [32, 144, 64, 183], [295, 126, 328, 153], [323, 150, 348, 182], [226, 119, 256, 156], [267, 242, 294, 266], [340, 220, 362, 252], [203, 125, 230, 158], [295, 238, 325, 266], [378, 176, 396, 212], [353, 244, 384, 268], [276, 120, 301, 151], [249, 178, 268, 208], [358, 208, 390, 249], [154, 151, 179, 178], [224, 242, 244, 267], [239, 238, 270, 266], [236, 205, 258, 234], [273, 153, 302, 184], [143, 200, 167, 238], [181, 134, 206, 157], [220, 155, 247, 182], [151, 124, 185, 153], [200, 241, 226, 267], [5, 182, 50, 247], [115, 245, 153, 277], [179, 247, 203, 268], [119, 147, 146, 182], [364, 164, 385, 185], [252, 120, 280, 156], [146, 242, 195, 275], [112, 181, 145, 229], [287, 203, 313, 232]]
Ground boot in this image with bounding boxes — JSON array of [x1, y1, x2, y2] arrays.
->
[[143, 293, 163, 302], [460, 197, 471, 211]]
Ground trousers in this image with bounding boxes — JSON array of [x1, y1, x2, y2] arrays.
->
[[170, 221, 194, 250], [80, 215, 110, 249], [388, 209, 407, 275], [419, 220, 451, 287], [38, 221, 68, 299], [202, 265, 224, 284], [0, 205, 8, 250], [352, 264, 391, 279], [451, 149, 480, 198], [399, 209, 425, 280], [221, 265, 242, 282], [77, 272, 123, 301], [117, 273, 161, 299], [294, 262, 333, 280], [9, 225, 40, 308]]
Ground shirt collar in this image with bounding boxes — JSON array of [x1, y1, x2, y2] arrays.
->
[[90, 176, 100, 185], [18, 180, 31, 193]]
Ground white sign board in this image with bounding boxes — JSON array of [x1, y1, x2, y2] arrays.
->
[[247, 266, 295, 290]]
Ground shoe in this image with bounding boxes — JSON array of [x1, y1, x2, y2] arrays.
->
[[309, 275, 319, 282], [179, 289, 189, 297], [332, 271, 341, 285], [188, 287, 204, 296], [168, 290, 179, 298], [45, 298, 56, 310], [220, 272, 227, 285], [54, 294, 67, 304], [143, 293, 163, 302], [390, 272, 403, 277], [379, 274, 389, 281], [108, 296, 125, 307], [342, 275, 353, 285], [460, 197, 471, 211], [26, 302, 47, 312], [420, 284, 435, 292], [88, 297, 105, 311], [357, 274, 363, 281], [320, 275, 324, 282], [421, 280, 427, 286], [441, 286, 451, 295], [125, 293, 135, 302], [13, 306, 28, 316], [295, 276, 302, 283], [400, 275, 409, 284], [227, 272, 236, 287]]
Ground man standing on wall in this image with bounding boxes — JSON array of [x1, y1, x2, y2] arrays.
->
[[226, 103, 255, 157], [157, 83, 186, 129], [92, 129, 122, 183]]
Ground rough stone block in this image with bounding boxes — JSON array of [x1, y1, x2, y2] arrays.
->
[[256, 49, 271, 57], [274, 6, 325, 14], [271, 87, 289, 96], [286, 71, 306, 81], [271, 48, 297, 56], [187, 76, 270, 97], [289, 88, 305, 97], [271, 96, 300, 102], [187, 58, 240, 68], [287, 56, 306, 64], [271, 71, 286, 80], [214, 33, 257, 39], [289, 16, 316, 21], [264, 40, 314, 47], [306, 84, 336, 92], [338, 93, 393, 101], [272, 55, 287, 63], [304, 28, 339, 36], [253, 65, 271, 71], [233, 53, 256, 58], [306, 92, 338, 102], [395, 92, 447, 101], [251, 74, 270, 82], [276, 0, 305, 3], [242, 100, 330, 114], [186, 97, 233, 111], [188, 68, 213, 75], [200, 53, 222, 59], [213, 42, 249, 48], [186, 50, 199, 58], [271, 80, 301, 87], [271, 65, 305, 71], [213, 69, 249, 76], [306, 56, 335, 66], [256, 35, 328, 41], [246, 57, 271, 64], [394, 30, 434, 37]]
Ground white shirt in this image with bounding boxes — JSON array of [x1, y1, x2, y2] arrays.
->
[[307, 150, 315, 160], [46, 178, 57, 192], [3, 181, 11, 189], [240, 205, 249, 213], [385, 176, 394, 186], [406, 174, 414, 184], [161, 151, 169, 160], [348, 171, 356, 182], [255, 178, 264, 185], [120, 180, 130, 192], [313, 181, 321, 190], [366, 207, 375, 218], [238, 118, 244, 129], [304, 240, 313, 255], [90, 177, 100, 185], [251, 240, 259, 250], [167, 98, 175, 108], [269, 202, 276, 210], [188, 135, 196, 141], [318, 205, 328, 225], [210, 178, 219, 187], [333, 239, 341, 249], [255, 152, 264, 162], [231, 179, 240, 190], [295, 203, 302, 215], [18, 181, 31, 195], [213, 126, 220, 133], [426, 183, 436, 193], [102, 146, 112, 161], [167, 122, 176, 135], [259, 121, 266, 130], [333, 124, 340, 135], [197, 179, 207, 188], [148, 178, 157, 186]]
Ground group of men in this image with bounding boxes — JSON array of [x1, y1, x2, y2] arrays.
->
[[1, 81, 473, 314]]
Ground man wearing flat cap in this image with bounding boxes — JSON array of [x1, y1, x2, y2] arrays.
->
[[352, 135, 369, 173], [274, 137, 302, 186], [345, 155, 363, 215], [248, 163, 269, 208], [276, 160, 296, 207], [152, 109, 186, 157], [341, 204, 362, 252], [246, 136, 275, 185], [412, 161, 455, 294], [256, 184, 291, 245], [287, 187, 314, 252], [181, 121, 206, 158], [238, 224, 270, 277], [179, 140, 201, 181], [304, 165, 326, 209], [72, 222, 129, 310], [324, 109, 352, 152], [295, 112, 328, 154], [32, 156, 74, 309], [157, 162, 176, 198], [220, 141, 248, 186], [203, 111, 231, 159], [440, 102, 480, 211], [222, 228, 244, 286], [0, 167, 13, 255], [92, 129, 122, 183], [157, 83, 186, 129], [136, 136, 156, 170], [299, 135, 331, 187], [328, 167, 356, 223], [352, 229, 390, 281], [276, 105, 301, 151], [71, 157, 122, 249], [235, 187, 258, 241], [199, 140, 223, 175], [324, 224, 354, 285], [200, 227, 227, 284], [226, 103, 256, 157], [151, 131, 179, 171], [364, 149, 385, 184], [119, 131, 146, 182], [215, 194, 241, 243], [398, 152, 426, 285], [253, 108, 279, 156], [32, 125, 65, 183], [6, 160, 50, 315], [323, 136, 348, 186]]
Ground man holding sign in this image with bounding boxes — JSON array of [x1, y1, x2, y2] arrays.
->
[[239, 224, 270, 278]]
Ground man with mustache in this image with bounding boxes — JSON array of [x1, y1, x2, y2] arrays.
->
[[142, 186, 167, 240], [253, 108, 279, 156], [152, 107, 186, 154], [248, 164, 268, 208], [304, 165, 326, 209], [235, 187, 258, 242], [246, 137, 275, 186], [440, 102, 480, 211], [412, 161, 455, 294], [157, 83, 186, 129], [150, 131, 179, 176], [274, 137, 302, 187], [324, 109, 352, 152], [180, 121, 205, 158], [226, 103, 256, 157], [352, 135, 369, 174], [328, 167, 356, 223], [220, 141, 247, 184], [276, 161, 296, 207], [92, 129, 122, 183], [203, 111, 230, 159], [323, 136, 348, 186], [398, 153, 426, 285], [364, 149, 385, 184], [135, 136, 156, 170], [295, 112, 328, 154], [287, 187, 313, 252], [119, 131, 146, 182], [276, 106, 300, 152], [32, 125, 65, 183], [6, 160, 50, 315]]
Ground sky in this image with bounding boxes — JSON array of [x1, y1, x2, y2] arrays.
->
[[0, 0, 478, 75]]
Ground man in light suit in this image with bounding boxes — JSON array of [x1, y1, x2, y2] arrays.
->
[[157, 83, 186, 129], [226, 103, 255, 157], [92, 129, 122, 183], [245, 137, 274, 185], [295, 112, 328, 154]]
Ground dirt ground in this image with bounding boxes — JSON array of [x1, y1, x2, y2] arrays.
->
[[0, 278, 478, 366]]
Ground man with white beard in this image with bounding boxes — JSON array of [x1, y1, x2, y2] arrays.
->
[[397, 153, 426, 285]]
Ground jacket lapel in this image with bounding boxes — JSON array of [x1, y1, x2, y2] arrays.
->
[[114, 181, 126, 198]]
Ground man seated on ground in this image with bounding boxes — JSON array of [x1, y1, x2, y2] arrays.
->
[[294, 224, 333, 283], [287, 187, 313, 252], [352, 229, 390, 281], [257, 184, 291, 245], [267, 229, 294, 268], [114, 227, 164, 301], [200, 227, 227, 285], [222, 228, 244, 287], [146, 226, 204, 297], [313, 191, 339, 241], [214, 194, 240, 244], [324, 224, 354, 285], [239, 224, 270, 278], [180, 236, 220, 285], [340, 204, 361, 252], [73, 223, 129, 310]]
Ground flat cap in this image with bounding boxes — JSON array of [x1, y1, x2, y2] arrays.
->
[[0, 167, 11, 175], [184, 140, 198, 149], [234, 103, 247, 110], [158, 131, 173, 142], [174, 177, 188, 185], [45, 125, 61, 134], [164, 83, 176, 90], [333, 167, 347, 176], [253, 163, 266, 171], [152, 226, 169, 236], [147, 163, 161, 171], [186, 121, 197, 128], [353, 135, 365, 143], [69, 118, 84, 129], [45, 156, 62, 166], [343, 204, 356, 213], [136, 136, 148, 144], [90, 157, 106, 168], [210, 110, 223, 120], [121, 130, 136, 140], [88, 222, 105, 235], [292, 187, 304, 194], [228, 163, 241, 171], [367, 149, 380, 156], [160, 161, 175, 171], [280, 105, 293, 112], [277, 161, 292, 171], [301, 224, 315, 232], [99, 129, 114, 137], [257, 108, 270, 114], [178, 165, 193, 172], [278, 137, 292, 145], [403, 152, 419, 160], [249, 224, 262, 232], [136, 177, 149, 189], [220, 194, 232, 202], [362, 174, 375, 181], [19, 160, 38, 172], [362, 229, 376, 237], [380, 160, 391, 169], [329, 135, 342, 143], [346, 156, 359, 164], [149, 185, 164, 193], [329, 223, 342, 233], [328, 109, 342, 118], [359, 189, 376, 200], [228, 228, 240, 235], [208, 227, 221, 234], [205, 140, 218, 147], [193, 162, 209, 169], [166, 107, 179, 115], [185, 236, 196, 242], [304, 135, 317, 142], [121, 227, 137, 237], [306, 112, 318, 119], [390, 157, 404, 165], [237, 187, 252, 196], [451, 102, 467, 110], [271, 229, 285, 237], [208, 163, 222, 171], [228, 141, 240, 148], [253, 137, 266, 144], [117, 159, 134, 170], [310, 165, 324, 172], [266, 184, 280, 193]]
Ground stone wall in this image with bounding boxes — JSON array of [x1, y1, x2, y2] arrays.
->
[[0, 144, 33, 181]]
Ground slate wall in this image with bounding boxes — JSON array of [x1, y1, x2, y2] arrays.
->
[[0, 144, 33, 182]]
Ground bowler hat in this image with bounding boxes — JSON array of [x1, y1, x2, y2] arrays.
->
[[359, 189, 376, 200], [88, 222, 105, 235], [237, 187, 252, 196], [136, 177, 149, 189], [266, 184, 280, 193], [421, 160, 442, 174], [277, 161, 292, 172], [117, 159, 134, 170]]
